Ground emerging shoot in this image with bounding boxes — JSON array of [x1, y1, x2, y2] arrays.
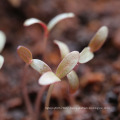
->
[[19, 15, 109, 120]]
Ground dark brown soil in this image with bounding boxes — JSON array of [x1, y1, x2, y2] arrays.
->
[[0, 0, 120, 120]]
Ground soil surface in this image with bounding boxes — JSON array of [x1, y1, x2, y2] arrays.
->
[[0, 0, 120, 120]]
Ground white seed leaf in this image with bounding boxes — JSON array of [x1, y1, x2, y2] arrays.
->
[[39, 71, 61, 85], [47, 13, 75, 31], [24, 18, 48, 35], [30, 59, 51, 74], [0, 55, 4, 69], [0, 31, 6, 53], [67, 70, 79, 94], [56, 51, 79, 79], [89, 26, 108, 52], [79, 47, 94, 64], [24, 18, 42, 26], [54, 40, 70, 59]]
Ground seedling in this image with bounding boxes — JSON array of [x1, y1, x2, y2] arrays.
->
[[18, 12, 108, 120], [17, 46, 79, 120], [0, 31, 6, 69], [17, 26, 108, 120], [24, 13, 75, 53], [17, 13, 76, 120], [54, 26, 108, 94]]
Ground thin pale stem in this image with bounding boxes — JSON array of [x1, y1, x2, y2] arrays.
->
[[45, 84, 55, 120], [22, 64, 33, 115], [35, 86, 48, 119]]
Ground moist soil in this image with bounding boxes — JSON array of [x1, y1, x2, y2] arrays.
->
[[0, 0, 120, 120]]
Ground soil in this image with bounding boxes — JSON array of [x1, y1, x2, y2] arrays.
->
[[0, 0, 120, 120]]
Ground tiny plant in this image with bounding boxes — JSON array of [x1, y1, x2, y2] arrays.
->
[[18, 12, 108, 120], [54, 26, 108, 93], [0, 31, 6, 69], [17, 46, 79, 120], [17, 13, 75, 120], [24, 13, 75, 53]]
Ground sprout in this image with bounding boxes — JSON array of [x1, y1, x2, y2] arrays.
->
[[19, 17, 109, 120], [54, 25, 109, 93], [23, 13, 75, 54], [17, 46, 79, 85], [54, 40, 80, 93], [17, 46, 80, 120], [38, 51, 79, 85]]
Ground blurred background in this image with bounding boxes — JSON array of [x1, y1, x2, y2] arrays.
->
[[0, 0, 120, 120]]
